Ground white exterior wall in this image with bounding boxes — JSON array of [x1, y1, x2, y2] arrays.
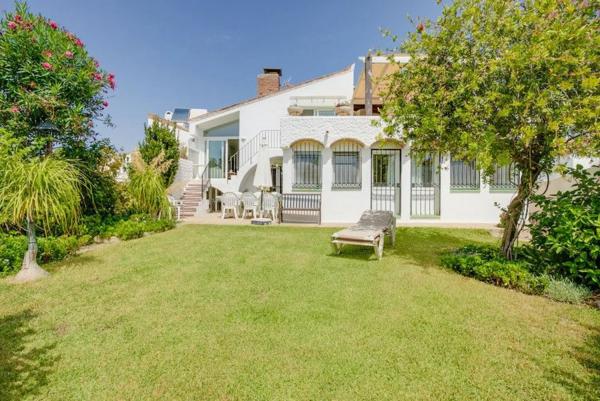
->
[[187, 66, 355, 186], [237, 67, 355, 142], [174, 158, 193, 183], [190, 66, 354, 147], [281, 116, 515, 224]]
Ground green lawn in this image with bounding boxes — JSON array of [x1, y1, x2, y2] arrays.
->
[[1, 225, 599, 401]]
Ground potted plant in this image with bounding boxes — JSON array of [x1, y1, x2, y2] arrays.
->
[[335, 101, 352, 116], [287, 104, 304, 116]]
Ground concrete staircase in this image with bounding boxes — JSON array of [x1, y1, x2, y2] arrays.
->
[[179, 181, 206, 218]]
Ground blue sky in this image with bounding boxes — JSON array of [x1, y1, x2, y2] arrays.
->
[[3, 0, 442, 150]]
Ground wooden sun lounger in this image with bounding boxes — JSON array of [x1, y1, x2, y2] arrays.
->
[[330, 211, 396, 260]]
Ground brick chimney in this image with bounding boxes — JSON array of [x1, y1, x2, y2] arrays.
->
[[257, 68, 281, 97]]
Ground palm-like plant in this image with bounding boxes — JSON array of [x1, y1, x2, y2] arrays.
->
[[128, 151, 172, 219], [0, 152, 83, 282]]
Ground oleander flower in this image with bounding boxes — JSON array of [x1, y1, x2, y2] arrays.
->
[[102, 100, 109, 108], [107, 73, 116, 89], [7, 21, 17, 30], [10, 105, 19, 113], [41, 62, 53, 70], [49, 20, 58, 29], [64, 50, 73, 59]]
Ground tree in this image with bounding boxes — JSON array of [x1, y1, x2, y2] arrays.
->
[[139, 121, 180, 187], [128, 151, 173, 219], [0, 1, 115, 156], [380, 0, 599, 258], [0, 132, 83, 282], [67, 138, 123, 217]]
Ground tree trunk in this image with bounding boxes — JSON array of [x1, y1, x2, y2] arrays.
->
[[500, 186, 528, 259], [12, 218, 49, 283], [500, 163, 542, 259]]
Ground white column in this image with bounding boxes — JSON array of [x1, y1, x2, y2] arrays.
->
[[400, 146, 412, 221]]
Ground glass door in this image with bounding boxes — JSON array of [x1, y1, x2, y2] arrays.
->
[[207, 140, 225, 179], [227, 139, 239, 175]]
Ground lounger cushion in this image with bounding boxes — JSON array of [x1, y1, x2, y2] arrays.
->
[[331, 227, 381, 242], [331, 211, 395, 241]]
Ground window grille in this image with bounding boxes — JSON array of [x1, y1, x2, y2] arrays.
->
[[450, 158, 480, 190], [331, 140, 361, 189], [490, 164, 520, 191], [292, 140, 323, 190], [411, 153, 441, 217]]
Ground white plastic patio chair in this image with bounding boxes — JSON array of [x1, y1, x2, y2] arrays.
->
[[221, 192, 239, 220], [167, 195, 183, 221], [240, 192, 259, 219], [260, 192, 278, 220]]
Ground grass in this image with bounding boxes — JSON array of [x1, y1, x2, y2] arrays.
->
[[1, 225, 599, 401]]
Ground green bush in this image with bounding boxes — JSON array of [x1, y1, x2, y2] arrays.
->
[[0, 233, 87, 274], [543, 277, 592, 304], [442, 246, 540, 293], [103, 214, 175, 241], [529, 166, 600, 289], [0, 234, 27, 274], [37, 235, 83, 263], [442, 244, 594, 303], [1, 214, 175, 274]]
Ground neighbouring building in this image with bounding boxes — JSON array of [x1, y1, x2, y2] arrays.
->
[[149, 56, 597, 223]]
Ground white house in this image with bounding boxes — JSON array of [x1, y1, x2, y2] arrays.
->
[[150, 57, 597, 224]]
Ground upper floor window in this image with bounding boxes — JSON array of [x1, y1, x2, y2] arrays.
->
[[450, 158, 480, 191], [292, 140, 323, 191], [490, 164, 520, 191], [331, 140, 362, 190], [301, 108, 336, 116]]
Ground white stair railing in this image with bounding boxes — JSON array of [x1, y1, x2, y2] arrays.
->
[[227, 130, 280, 177]]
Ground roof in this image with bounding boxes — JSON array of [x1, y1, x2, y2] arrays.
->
[[189, 64, 354, 123]]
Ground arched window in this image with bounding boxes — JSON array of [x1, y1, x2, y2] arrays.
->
[[331, 139, 363, 190], [291, 140, 323, 191]]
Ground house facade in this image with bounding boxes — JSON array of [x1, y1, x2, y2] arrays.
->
[[151, 57, 596, 224]]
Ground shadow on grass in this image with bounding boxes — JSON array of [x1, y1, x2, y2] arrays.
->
[[0, 310, 58, 401], [548, 326, 600, 401], [45, 254, 100, 274], [392, 227, 495, 267], [328, 227, 495, 265]]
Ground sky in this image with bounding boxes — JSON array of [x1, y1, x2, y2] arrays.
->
[[2, 0, 443, 151]]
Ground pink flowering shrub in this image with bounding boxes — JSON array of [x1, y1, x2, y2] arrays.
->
[[0, 1, 115, 154]]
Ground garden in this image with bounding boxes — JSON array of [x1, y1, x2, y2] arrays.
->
[[0, 3, 179, 281], [1, 225, 599, 401], [0, 0, 599, 399]]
